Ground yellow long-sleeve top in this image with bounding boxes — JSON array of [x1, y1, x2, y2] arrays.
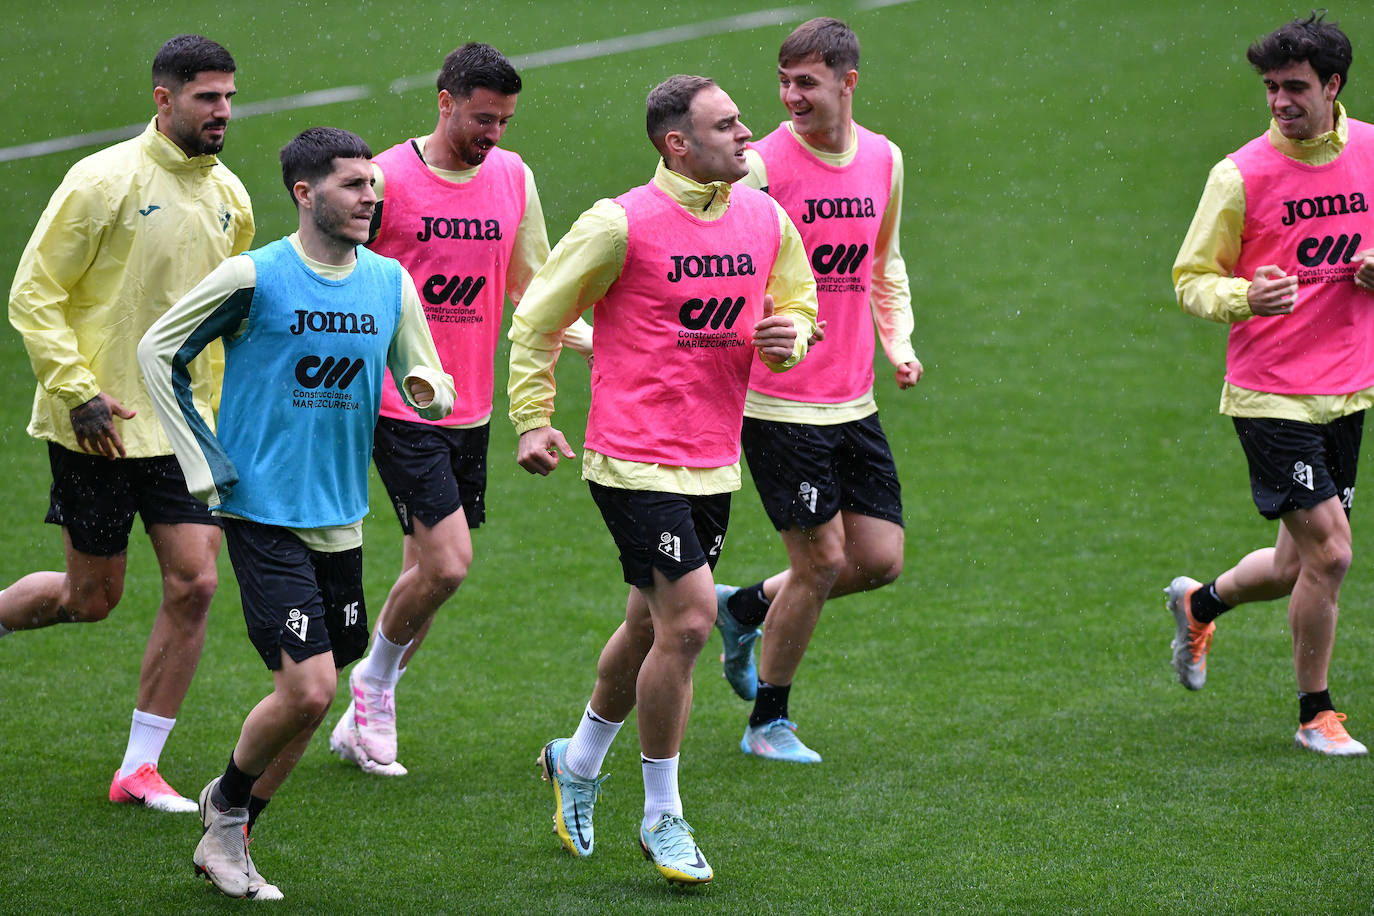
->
[[373, 144, 593, 401], [508, 160, 818, 495], [139, 234, 454, 552], [1173, 101, 1374, 423], [10, 117, 254, 455], [741, 123, 916, 424]]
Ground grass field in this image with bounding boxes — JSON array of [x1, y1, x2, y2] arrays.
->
[[2, 1, 1373, 913]]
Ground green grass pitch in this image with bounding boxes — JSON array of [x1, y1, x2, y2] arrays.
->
[[0, 1, 1371, 913]]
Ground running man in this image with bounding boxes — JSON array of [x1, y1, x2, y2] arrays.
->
[[139, 127, 453, 898], [511, 75, 817, 885], [1169, 11, 1374, 756], [329, 42, 590, 776], [3, 34, 253, 811], [715, 17, 921, 763]]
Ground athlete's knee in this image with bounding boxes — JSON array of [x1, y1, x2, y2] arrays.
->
[[420, 552, 468, 597], [288, 678, 337, 722], [860, 552, 903, 590], [1312, 537, 1353, 582], [161, 566, 218, 618], [656, 606, 715, 658], [787, 535, 844, 587], [59, 577, 124, 622]]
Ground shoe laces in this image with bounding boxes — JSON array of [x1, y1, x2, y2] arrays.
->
[[357, 684, 396, 724], [648, 815, 697, 860], [760, 719, 804, 752], [1309, 710, 1352, 740], [735, 627, 761, 649], [564, 770, 608, 806], [1187, 621, 1214, 662], [130, 763, 178, 796]]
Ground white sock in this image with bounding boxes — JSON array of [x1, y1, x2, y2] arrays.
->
[[356, 629, 411, 688], [641, 753, 682, 829], [121, 709, 176, 774], [564, 703, 622, 780]]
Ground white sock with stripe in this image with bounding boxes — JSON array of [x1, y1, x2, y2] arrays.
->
[[564, 703, 622, 780], [641, 753, 682, 829]]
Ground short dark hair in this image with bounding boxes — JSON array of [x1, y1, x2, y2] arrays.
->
[[151, 34, 235, 92], [778, 17, 859, 74], [279, 127, 372, 205], [436, 42, 521, 99], [1247, 11, 1352, 94], [646, 74, 716, 157]]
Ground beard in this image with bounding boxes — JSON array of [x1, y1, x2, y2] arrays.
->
[[171, 120, 226, 156]]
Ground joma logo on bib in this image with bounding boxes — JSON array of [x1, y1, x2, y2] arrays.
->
[[1281, 192, 1368, 226], [666, 253, 756, 283]]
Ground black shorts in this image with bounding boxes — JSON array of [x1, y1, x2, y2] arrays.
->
[[1233, 413, 1363, 520], [741, 414, 904, 532], [44, 442, 219, 556], [588, 482, 730, 587], [372, 416, 487, 534], [222, 518, 369, 670]]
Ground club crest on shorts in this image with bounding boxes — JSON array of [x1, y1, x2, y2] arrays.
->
[[658, 531, 681, 561], [798, 480, 820, 513], [285, 608, 309, 642], [1293, 461, 1315, 491]]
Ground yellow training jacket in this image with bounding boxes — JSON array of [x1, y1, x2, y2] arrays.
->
[[10, 117, 254, 456]]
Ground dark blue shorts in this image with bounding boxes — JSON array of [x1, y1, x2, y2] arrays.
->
[[1233, 413, 1363, 520], [588, 483, 730, 587], [45, 442, 218, 556], [372, 416, 487, 534], [223, 518, 369, 670], [741, 413, 904, 532]]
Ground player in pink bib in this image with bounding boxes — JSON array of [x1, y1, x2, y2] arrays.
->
[[327, 44, 591, 776], [1169, 12, 1374, 756], [509, 75, 817, 885], [712, 18, 923, 764]]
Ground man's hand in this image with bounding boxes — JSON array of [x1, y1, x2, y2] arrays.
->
[[407, 378, 435, 408], [1247, 264, 1299, 316], [752, 295, 799, 366], [895, 359, 924, 390], [517, 426, 575, 475], [70, 392, 134, 459], [808, 318, 827, 347], [1353, 249, 1374, 291]]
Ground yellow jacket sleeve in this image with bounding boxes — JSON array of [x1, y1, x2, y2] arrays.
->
[[389, 269, 456, 420], [508, 198, 626, 434], [1172, 158, 1253, 324], [871, 142, 918, 367], [9, 172, 110, 410], [767, 203, 818, 371]]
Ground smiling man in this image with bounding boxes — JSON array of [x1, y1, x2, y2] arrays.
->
[[3, 33, 253, 814], [327, 43, 590, 777], [712, 17, 921, 764], [510, 75, 816, 885], [1169, 12, 1374, 756], [138, 127, 453, 899]]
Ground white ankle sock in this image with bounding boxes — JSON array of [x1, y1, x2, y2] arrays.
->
[[357, 630, 410, 688], [564, 703, 622, 780], [641, 753, 682, 828], [121, 709, 175, 774]]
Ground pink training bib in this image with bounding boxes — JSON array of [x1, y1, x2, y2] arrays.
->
[[585, 181, 781, 468], [369, 141, 525, 424], [747, 122, 892, 402], [1226, 119, 1374, 395]]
